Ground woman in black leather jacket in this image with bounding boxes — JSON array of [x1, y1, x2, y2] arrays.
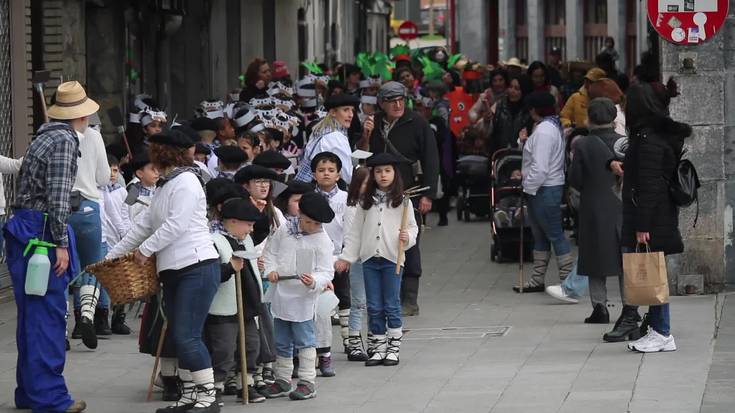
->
[[489, 76, 533, 156]]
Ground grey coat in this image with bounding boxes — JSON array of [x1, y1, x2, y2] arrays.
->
[[569, 127, 622, 278]]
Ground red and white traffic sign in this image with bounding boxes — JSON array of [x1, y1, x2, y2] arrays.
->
[[398, 20, 419, 41], [648, 0, 729, 45]]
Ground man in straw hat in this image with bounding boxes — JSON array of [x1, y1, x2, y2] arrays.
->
[[5, 81, 98, 413]]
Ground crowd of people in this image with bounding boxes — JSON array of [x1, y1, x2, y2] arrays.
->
[[3, 40, 690, 413]]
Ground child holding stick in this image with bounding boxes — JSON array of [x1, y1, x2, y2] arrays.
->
[[336, 153, 418, 367]]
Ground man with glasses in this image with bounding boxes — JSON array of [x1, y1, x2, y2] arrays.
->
[[363, 81, 439, 316]]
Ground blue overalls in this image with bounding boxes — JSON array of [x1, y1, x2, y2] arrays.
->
[[4, 209, 81, 413]]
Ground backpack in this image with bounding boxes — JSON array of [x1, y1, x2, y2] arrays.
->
[[669, 150, 700, 225]]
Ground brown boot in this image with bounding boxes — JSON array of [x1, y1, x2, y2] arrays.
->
[[64, 400, 87, 413], [401, 277, 420, 316]]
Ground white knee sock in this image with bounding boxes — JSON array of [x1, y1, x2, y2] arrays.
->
[[298, 347, 317, 384], [79, 284, 99, 320], [191, 368, 216, 407], [174, 369, 196, 406], [160, 357, 177, 377], [274, 356, 294, 383]]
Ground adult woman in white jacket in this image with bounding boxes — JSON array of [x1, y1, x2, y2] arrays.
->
[[107, 130, 220, 413], [0, 155, 23, 216]]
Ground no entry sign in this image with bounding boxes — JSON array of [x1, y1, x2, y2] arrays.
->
[[398, 20, 419, 41], [648, 0, 729, 45]]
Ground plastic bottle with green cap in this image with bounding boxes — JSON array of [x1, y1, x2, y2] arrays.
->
[[23, 214, 57, 296]]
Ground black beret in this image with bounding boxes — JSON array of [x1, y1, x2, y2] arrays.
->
[[324, 93, 360, 110], [234, 164, 280, 184], [148, 130, 195, 148], [189, 116, 218, 132], [298, 192, 335, 223], [253, 150, 291, 170], [525, 91, 556, 110], [206, 178, 245, 207], [278, 180, 315, 200], [221, 198, 262, 222], [310, 151, 342, 172], [365, 152, 406, 168], [172, 124, 200, 143], [195, 143, 212, 155], [129, 150, 152, 172], [214, 145, 248, 164]]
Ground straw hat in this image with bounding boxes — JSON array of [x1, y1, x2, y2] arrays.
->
[[47, 81, 99, 120], [504, 57, 526, 69]]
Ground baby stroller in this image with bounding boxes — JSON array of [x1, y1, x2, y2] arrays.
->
[[489, 149, 533, 262], [455, 154, 491, 222]]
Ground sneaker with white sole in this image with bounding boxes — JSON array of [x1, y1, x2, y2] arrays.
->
[[629, 330, 676, 353], [545, 285, 579, 304]]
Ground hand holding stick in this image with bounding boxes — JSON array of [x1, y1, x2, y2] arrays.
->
[[394, 186, 430, 275]]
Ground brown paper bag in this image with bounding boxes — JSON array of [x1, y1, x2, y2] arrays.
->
[[623, 249, 669, 306]]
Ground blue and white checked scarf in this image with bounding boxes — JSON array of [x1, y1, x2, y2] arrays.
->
[[373, 190, 388, 205], [317, 185, 340, 200], [286, 215, 304, 239]]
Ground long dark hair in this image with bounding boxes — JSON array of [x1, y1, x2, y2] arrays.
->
[[245, 58, 269, 89], [526, 61, 550, 86], [359, 165, 404, 209], [624, 82, 671, 134], [346, 167, 371, 207]]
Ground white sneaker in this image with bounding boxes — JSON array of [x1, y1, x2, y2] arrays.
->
[[545, 285, 579, 304], [629, 330, 676, 353]]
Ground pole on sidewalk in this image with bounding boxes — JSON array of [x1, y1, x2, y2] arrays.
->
[[234, 267, 249, 405], [147, 319, 168, 402]]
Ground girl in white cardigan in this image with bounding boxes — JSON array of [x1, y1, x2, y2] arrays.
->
[[336, 153, 418, 367]]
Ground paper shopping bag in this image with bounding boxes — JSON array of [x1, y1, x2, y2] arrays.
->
[[623, 249, 669, 306]]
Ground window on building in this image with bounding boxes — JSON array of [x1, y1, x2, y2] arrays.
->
[[584, 0, 607, 24], [544, 0, 565, 25]]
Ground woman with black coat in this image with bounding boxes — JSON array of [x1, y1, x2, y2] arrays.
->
[[488, 76, 533, 155], [617, 81, 689, 353]]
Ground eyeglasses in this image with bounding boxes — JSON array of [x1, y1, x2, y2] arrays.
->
[[252, 179, 271, 186]]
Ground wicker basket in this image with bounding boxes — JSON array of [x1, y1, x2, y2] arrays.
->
[[86, 253, 159, 304]]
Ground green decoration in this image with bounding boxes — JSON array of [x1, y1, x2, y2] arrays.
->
[[447, 53, 463, 69], [418, 56, 445, 81], [301, 61, 323, 75], [390, 44, 411, 60]]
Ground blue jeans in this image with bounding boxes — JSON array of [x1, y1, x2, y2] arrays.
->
[[648, 304, 670, 336], [526, 185, 571, 256], [363, 257, 403, 335], [69, 199, 109, 309], [161, 260, 220, 372], [561, 260, 588, 298], [348, 261, 366, 333], [273, 318, 316, 358]]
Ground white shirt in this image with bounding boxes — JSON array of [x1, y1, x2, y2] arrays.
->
[[319, 188, 348, 255], [209, 232, 261, 316], [339, 199, 419, 266], [126, 177, 155, 224], [614, 104, 627, 138], [108, 171, 219, 272], [263, 225, 334, 322], [101, 185, 131, 248], [522, 120, 566, 196], [72, 127, 110, 202], [0, 155, 22, 214]]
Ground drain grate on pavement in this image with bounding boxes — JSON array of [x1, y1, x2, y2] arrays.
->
[[403, 326, 511, 341]]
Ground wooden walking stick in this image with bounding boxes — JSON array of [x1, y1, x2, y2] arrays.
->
[[395, 186, 431, 274], [147, 318, 168, 402], [395, 195, 411, 275], [233, 265, 249, 404]]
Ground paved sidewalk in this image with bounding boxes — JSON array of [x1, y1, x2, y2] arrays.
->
[[0, 217, 724, 413]]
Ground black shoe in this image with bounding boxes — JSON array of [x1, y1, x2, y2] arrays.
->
[[71, 310, 82, 339], [438, 216, 448, 226], [584, 304, 610, 324], [111, 307, 131, 335], [162, 376, 182, 402], [78, 316, 98, 349], [184, 404, 220, 413], [603, 306, 642, 342], [215, 389, 224, 407], [247, 385, 266, 403], [222, 376, 238, 396], [95, 308, 112, 336], [155, 403, 195, 413], [513, 283, 545, 293]]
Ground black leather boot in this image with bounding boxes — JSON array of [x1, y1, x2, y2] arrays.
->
[[71, 309, 82, 339], [584, 303, 610, 324], [161, 375, 182, 402], [603, 305, 642, 342], [401, 277, 420, 316], [111, 306, 131, 335], [95, 308, 112, 336]]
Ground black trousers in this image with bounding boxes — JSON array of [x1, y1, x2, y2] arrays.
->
[[333, 270, 351, 310]]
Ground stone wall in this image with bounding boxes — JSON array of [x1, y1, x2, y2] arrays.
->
[[661, 0, 735, 291]]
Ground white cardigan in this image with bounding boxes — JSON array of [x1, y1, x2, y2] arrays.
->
[[107, 171, 218, 272], [339, 199, 418, 266], [0, 155, 22, 214], [209, 232, 261, 316]]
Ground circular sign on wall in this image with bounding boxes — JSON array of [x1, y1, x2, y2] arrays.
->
[[648, 0, 729, 45], [398, 20, 419, 41]]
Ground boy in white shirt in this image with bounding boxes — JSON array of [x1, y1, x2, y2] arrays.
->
[[100, 154, 133, 335], [126, 151, 159, 223], [260, 192, 335, 401], [310, 151, 349, 376]]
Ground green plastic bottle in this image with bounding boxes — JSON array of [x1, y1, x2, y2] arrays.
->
[[23, 238, 56, 296]]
